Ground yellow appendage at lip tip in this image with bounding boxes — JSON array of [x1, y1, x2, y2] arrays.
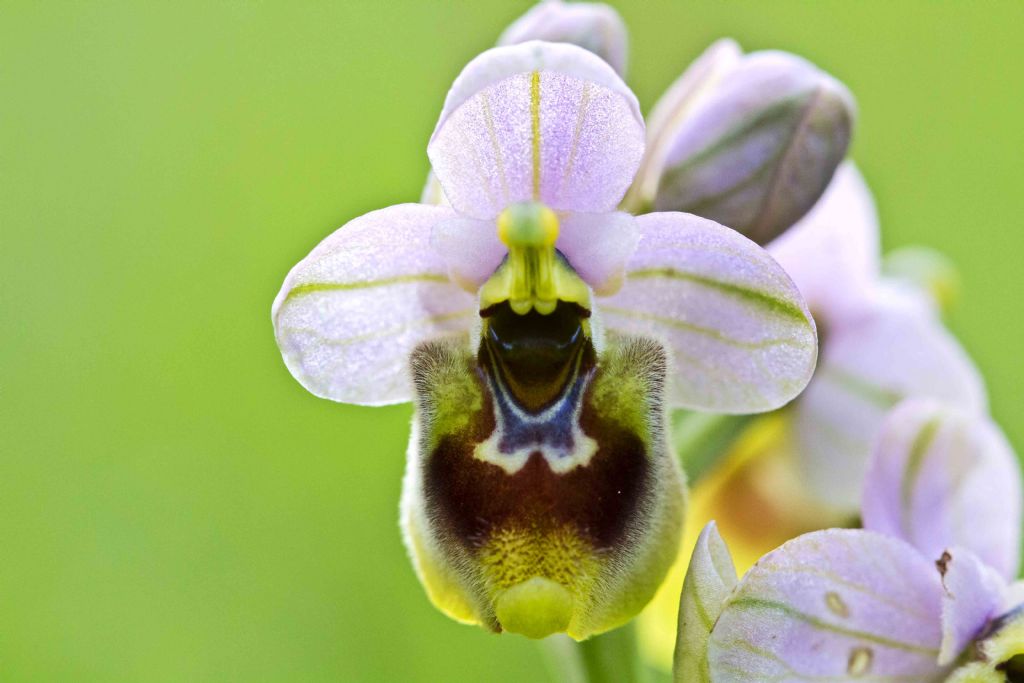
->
[[495, 577, 574, 639], [482, 202, 589, 315]]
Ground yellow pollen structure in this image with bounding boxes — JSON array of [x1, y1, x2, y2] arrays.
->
[[481, 202, 589, 315]]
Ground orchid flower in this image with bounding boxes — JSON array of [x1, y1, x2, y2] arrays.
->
[[771, 162, 986, 512], [676, 398, 1023, 682], [272, 41, 818, 639], [637, 163, 989, 670]]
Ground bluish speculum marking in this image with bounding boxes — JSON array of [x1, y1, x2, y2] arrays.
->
[[479, 301, 595, 472]]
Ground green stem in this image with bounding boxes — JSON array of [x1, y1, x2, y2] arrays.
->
[[540, 623, 650, 683], [672, 410, 755, 483], [618, 191, 653, 216]]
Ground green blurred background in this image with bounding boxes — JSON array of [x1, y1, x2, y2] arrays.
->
[[3, 1, 1023, 680]]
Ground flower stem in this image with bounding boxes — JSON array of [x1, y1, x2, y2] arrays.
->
[[672, 410, 755, 483], [541, 622, 651, 683]]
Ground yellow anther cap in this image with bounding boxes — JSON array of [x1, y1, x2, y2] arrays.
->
[[498, 202, 560, 248]]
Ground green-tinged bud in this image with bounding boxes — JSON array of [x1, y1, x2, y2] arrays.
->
[[400, 295, 685, 639], [633, 42, 855, 245], [498, 1, 629, 77], [882, 245, 961, 313]]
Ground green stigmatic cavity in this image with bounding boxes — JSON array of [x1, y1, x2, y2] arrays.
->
[[400, 247, 686, 639]]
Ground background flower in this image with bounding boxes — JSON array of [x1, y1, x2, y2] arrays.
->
[[772, 163, 985, 512], [679, 400, 1022, 682], [638, 161, 991, 670]]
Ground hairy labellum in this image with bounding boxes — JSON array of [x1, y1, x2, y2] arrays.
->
[[401, 298, 685, 640]]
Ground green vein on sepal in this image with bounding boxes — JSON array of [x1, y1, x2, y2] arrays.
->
[[602, 306, 810, 350], [283, 273, 451, 303], [726, 597, 940, 655]]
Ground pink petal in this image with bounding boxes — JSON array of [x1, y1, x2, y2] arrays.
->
[[794, 283, 986, 512], [862, 399, 1022, 581], [937, 547, 1007, 666], [708, 529, 946, 682], [1004, 581, 1024, 613], [430, 215, 506, 291], [600, 211, 817, 412], [769, 162, 880, 325], [272, 204, 476, 405], [428, 41, 644, 219], [629, 38, 742, 206], [497, 0, 629, 77], [556, 211, 638, 294]]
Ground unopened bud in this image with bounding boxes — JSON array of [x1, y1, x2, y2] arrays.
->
[[403, 331, 685, 640], [637, 43, 855, 245], [498, 0, 628, 77]]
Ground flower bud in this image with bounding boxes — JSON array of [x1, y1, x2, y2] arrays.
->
[[498, 1, 628, 77], [634, 41, 855, 246]]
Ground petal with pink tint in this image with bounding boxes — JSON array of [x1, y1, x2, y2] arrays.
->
[[497, 0, 629, 77], [600, 211, 816, 413], [430, 215, 506, 291], [862, 399, 1021, 581], [272, 204, 476, 405], [708, 529, 946, 683], [428, 42, 644, 219], [768, 162, 880, 324], [1004, 581, 1024, 614], [629, 38, 742, 205], [793, 283, 986, 512], [937, 547, 1007, 666], [556, 211, 638, 295]]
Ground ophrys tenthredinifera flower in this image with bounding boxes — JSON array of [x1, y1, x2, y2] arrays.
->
[[273, 41, 817, 639]]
